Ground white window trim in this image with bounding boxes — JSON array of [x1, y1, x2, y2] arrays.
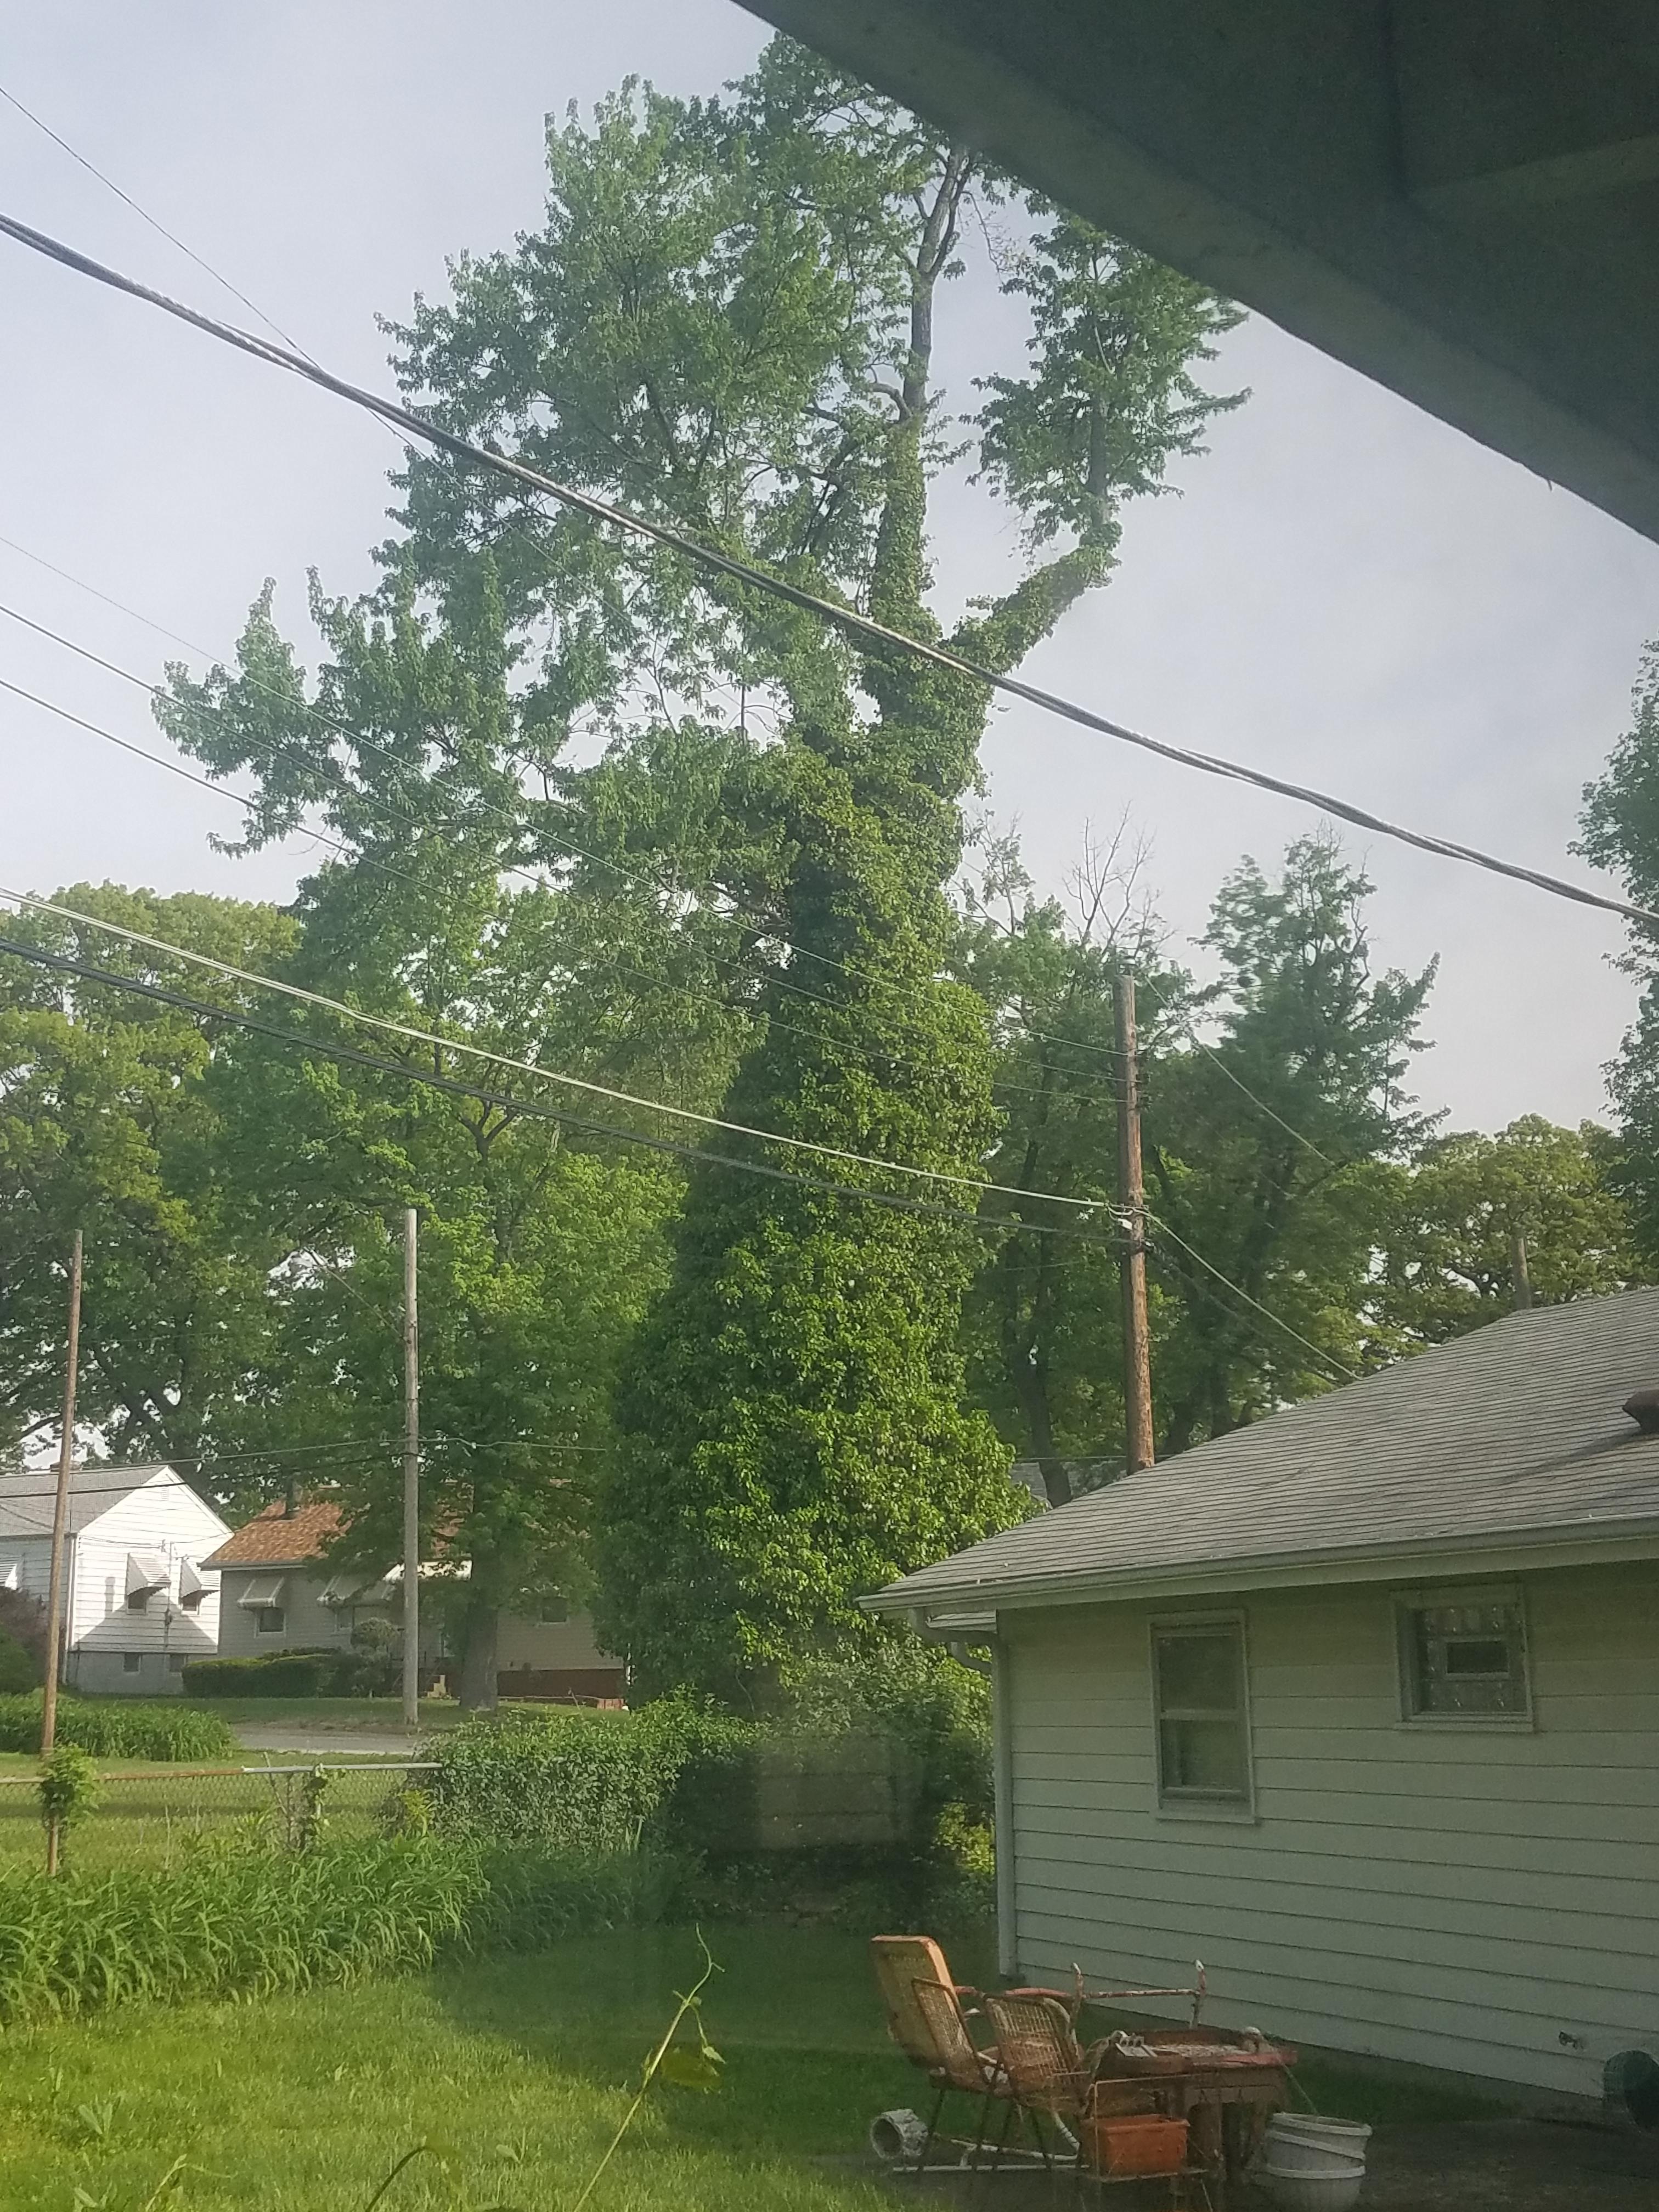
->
[[1148, 1609, 1258, 1822], [253, 1605, 287, 1638], [1393, 1581, 1534, 1731]]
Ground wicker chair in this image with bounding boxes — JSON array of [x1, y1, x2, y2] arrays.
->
[[980, 1990, 1203, 2202], [869, 1936, 1012, 2173]]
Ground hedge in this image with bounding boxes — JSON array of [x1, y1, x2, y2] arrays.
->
[[180, 1649, 377, 1699], [0, 1632, 35, 1696], [420, 1703, 756, 1857], [0, 1693, 236, 1762], [0, 1837, 675, 2024]]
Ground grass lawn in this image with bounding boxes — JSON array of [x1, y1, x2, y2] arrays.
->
[[176, 1696, 469, 1733], [0, 1926, 964, 2212], [0, 1922, 1507, 2211]]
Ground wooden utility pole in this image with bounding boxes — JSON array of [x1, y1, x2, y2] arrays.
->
[[1115, 976, 1155, 1474], [1509, 1224, 1534, 1312], [401, 1206, 421, 1735], [41, 1229, 83, 1780]]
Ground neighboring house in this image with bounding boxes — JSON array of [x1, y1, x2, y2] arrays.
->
[[0, 1463, 229, 1695], [869, 1291, 1659, 2107], [204, 1500, 625, 1701]]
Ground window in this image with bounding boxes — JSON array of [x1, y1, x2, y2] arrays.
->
[[126, 1589, 149, 1612], [1399, 1590, 1530, 1720], [122, 1652, 142, 1675], [254, 1606, 286, 1637], [167, 1653, 188, 1673], [1151, 1617, 1253, 1811], [538, 1595, 569, 1623]]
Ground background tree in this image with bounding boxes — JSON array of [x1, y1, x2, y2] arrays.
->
[[1373, 1118, 1641, 1347], [0, 885, 296, 1477], [1139, 835, 1435, 1446]]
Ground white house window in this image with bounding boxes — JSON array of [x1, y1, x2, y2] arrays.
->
[[255, 1606, 286, 1637], [1399, 1590, 1530, 1720], [122, 1652, 142, 1675], [1151, 1616, 1254, 1810], [167, 1652, 188, 1673], [539, 1595, 569, 1623]]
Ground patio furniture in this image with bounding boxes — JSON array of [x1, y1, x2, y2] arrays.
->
[[1090, 2027, 1296, 2208], [980, 1991, 1211, 2204], [869, 1936, 1014, 2174]]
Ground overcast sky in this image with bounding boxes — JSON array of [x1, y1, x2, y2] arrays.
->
[[2, 1, 1656, 1136]]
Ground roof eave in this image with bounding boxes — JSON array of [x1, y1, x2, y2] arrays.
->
[[862, 1514, 1659, 1621]]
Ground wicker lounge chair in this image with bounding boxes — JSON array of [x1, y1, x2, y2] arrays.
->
[[869, 1936, 1012, 2174]]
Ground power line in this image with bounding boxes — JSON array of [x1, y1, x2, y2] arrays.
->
[[0, 924, 1124, 1250], [0, 883, 1114, 1215], [0, 602, 1097, 1113], [1, 206, 1652, 941], [1142, 1206, 1356, 1381]]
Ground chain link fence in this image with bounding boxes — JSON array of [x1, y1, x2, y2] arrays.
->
[[0, 1763, 437, 1874]]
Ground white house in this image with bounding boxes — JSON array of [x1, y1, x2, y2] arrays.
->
[[868, 1290, 1659, 2111], [0, 1463, 230, 1695], [205, 1499, 626, 1701]]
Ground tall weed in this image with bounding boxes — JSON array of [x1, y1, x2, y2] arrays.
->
[[0, 1694, 236, 1762]]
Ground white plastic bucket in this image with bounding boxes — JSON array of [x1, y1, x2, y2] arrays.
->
[[1268, 2113, 1372, 2155], [1254, 2162, 1364, 2212]]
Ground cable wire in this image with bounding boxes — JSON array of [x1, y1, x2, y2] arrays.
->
[[0, 924, 1124, 1248], [1, 206, 1652, 938]]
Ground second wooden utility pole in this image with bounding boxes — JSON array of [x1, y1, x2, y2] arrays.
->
[[401, 1206, 420, 1736], [1114, 975, 1155, 1475], [41, 1229, 83, 1769]]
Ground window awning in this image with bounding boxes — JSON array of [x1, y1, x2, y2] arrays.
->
[[125, 1551, 169, 1599], [177, 1558, 207, 1606], [321, 1572, 387, 1607], [236, 1574, 286, 1608]]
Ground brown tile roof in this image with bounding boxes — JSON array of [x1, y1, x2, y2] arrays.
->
[[201, 1499, 345, 1570]]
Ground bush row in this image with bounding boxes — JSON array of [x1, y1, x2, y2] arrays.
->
[[0, 1693, 237, 1762], [0, 1838, 672, 2024], [180, 1648, 392, 1699]]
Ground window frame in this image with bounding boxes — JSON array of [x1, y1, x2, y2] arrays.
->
[[253, 1605, 287, 1638], [1394, 1582, 1534, 1730], [1148, 1610, 1257, 1822], [121, 1651, 142, 1675]]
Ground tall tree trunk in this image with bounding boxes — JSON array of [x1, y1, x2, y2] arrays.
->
[[457, 1602, 499, 1713]]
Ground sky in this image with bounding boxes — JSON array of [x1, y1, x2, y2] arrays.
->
[[1, 1, 1656, 1136]]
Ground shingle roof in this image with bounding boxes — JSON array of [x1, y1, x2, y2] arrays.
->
[[870, 1290, 1659, 1616], [0, 1463, 191, 1538], [202, 1500, 344, 1570]]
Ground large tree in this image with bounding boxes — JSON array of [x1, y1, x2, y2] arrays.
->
[[160, 43, 1243, 1701]]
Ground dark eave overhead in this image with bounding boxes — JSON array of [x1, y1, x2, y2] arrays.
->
[[740, 0, 1659, 544]]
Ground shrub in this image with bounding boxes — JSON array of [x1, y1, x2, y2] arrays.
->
[[0, 1630, 36, 1695], [0, 1692, 237, 1762], [181, 1646, 390, 1697], [0, 1837, 674, 2024], [422, 1703, 755, 1856]]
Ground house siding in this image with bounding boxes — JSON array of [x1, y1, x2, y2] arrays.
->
[[215, 1569, 362, 1660], [1003, 1561, 1659, 2100], [0, 1476, 229, 1696]]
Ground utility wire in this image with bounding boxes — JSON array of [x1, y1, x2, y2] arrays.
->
[[1141, 1206, 1356, 1381], [0, 924, 1123, 1248], [0, 602, 1097, 1111], [0, 882, 1116, 1214], [1, 206, 1652, 939]]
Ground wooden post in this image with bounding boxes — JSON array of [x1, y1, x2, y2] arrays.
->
[[1509, 1226, 1534, 1311], [401, 1206, 420, 1736], [41, 1229, 83, 1765], [1115, 976, 1155, 1474]]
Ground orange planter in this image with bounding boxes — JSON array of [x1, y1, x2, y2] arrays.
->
[[1084, 2114, 1189, 2178]]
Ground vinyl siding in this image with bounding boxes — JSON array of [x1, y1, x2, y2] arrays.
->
[[61, 1479, 228, 1695], [1003, 1561, 1659, 2099], [215, 1570, 360, 1659]]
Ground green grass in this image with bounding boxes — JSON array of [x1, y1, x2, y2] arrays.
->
[[178, 1696, 468, 1731], [0, 1920, 1510, 2211], [0, 1926, 955, 2212]]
